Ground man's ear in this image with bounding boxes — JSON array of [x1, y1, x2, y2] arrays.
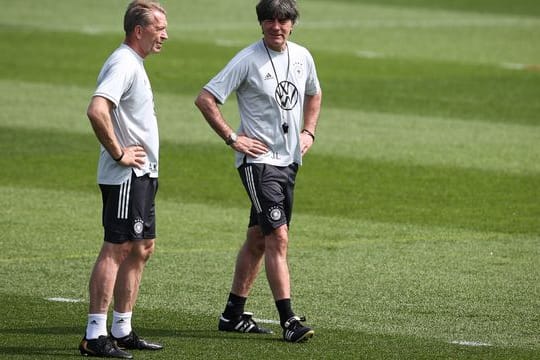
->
[[134, 24, 144, 39]]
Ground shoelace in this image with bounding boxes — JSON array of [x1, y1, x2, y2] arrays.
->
[[285, 316, 307, 330]]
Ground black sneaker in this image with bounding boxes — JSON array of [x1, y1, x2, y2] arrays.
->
[[79, 335, 133, 358], [283, 316, 314, 343], [112, 331, 163, 350], [218, 312, 273, 334]]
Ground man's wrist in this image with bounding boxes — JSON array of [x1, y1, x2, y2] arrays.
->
[[225, 132, 238, 146], [301, 129, 315, 142], [113, 150, 125, 162]]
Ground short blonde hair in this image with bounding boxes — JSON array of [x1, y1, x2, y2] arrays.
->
[[124, 0, 166, 35]]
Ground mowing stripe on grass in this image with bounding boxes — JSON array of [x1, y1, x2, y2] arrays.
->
[[3, 185, 539, 350], [2, 126, 538, 235], [2, 30, 540, 125], [2, 1, 540, 356], [2, 80, 539, 176]]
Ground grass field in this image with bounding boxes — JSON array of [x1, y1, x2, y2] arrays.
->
[[1, 0, 539, 359]]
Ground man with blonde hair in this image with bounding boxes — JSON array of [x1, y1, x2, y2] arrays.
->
[[79, 1, 168, 358]]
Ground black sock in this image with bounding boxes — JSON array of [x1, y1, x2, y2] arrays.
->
[[222, 293, 247, 320], [275, 298, 295, 328]]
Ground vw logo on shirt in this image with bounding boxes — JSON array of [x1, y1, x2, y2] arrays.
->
[[275, 81, 298, 110]]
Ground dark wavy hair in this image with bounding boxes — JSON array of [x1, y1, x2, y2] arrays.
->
[[256, 0, 299, 24]]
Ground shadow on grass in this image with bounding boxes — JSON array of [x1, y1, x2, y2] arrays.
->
[[0, 325, 283, 359], [0, 293, 538, 359], [3, 126, 540, 236]]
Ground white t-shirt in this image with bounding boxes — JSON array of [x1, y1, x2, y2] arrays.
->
[[204, 40, 321, 168], [93, 43, 159, 184]]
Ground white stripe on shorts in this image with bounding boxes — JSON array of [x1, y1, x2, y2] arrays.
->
[[244, 166, 262, 213], [117, 176, 131, 219]]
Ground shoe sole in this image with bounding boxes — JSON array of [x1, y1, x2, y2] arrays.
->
[[79, 340, 94, 356], [218, 328, 274, 334], [79, 340, 133, 359], [293, 329, 315, 343], [218, 321, 273, 334]]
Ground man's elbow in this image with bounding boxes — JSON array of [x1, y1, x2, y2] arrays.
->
[[86, 105, 98, 123], [194, 93, 204, 110], [306, 90, 322, 106], [87, 96, 111, 123], [195, 89, 216, 112]]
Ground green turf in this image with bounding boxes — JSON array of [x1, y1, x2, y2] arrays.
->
[[2, 29, 539, 125], [349, 0, 540, 17], [1, 0, 539, 358]]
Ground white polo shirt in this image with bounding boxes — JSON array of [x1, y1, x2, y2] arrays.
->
[[93, 43, 159, 184], [204, 39, 320, 168]]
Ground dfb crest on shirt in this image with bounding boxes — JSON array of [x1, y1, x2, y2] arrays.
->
[[275, 81, 298, 110]]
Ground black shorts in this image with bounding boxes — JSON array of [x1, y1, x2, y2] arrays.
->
[[238, 162, 299, 235], [99, 172, 158, 244]]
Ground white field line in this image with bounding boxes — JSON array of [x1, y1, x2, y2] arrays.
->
[[500, 63, 540, 71], [252, 321, 495, 348], [46, 297, 84, 303], [356, 50, 385, 59], [450, 340, 492, 347], [32, 301, 509, 347], [253, 317, 280, 325], [501, 63, 528, 70], [355, 51, 539, 72], [299, 17, 540, 29]]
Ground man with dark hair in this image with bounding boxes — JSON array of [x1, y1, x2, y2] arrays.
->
[[195, 0, 322, 343], [79, 1, 168, 358]]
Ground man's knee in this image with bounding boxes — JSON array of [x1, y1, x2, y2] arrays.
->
[[133, 239, 155, 262], [246, 226, 266, 255], [265, 225, 289, 253]]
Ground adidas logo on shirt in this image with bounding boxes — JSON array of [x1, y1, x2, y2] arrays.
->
[[264, 73, 273, 80]]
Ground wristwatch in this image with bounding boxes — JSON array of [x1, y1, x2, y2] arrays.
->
[[225, 132, 238, 146]]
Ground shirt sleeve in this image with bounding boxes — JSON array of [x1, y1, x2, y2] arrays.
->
[[203, 50, 250, 105], [94, 56, 133, 107], [304, 50, 321, 96]]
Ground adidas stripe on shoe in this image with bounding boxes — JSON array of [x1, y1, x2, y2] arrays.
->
[[218, 312, 273, 334], [283, 316, 314, 343]]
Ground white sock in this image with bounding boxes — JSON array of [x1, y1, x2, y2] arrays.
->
[[86, 313, 108, 340], [111, 311, 132, 338]]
